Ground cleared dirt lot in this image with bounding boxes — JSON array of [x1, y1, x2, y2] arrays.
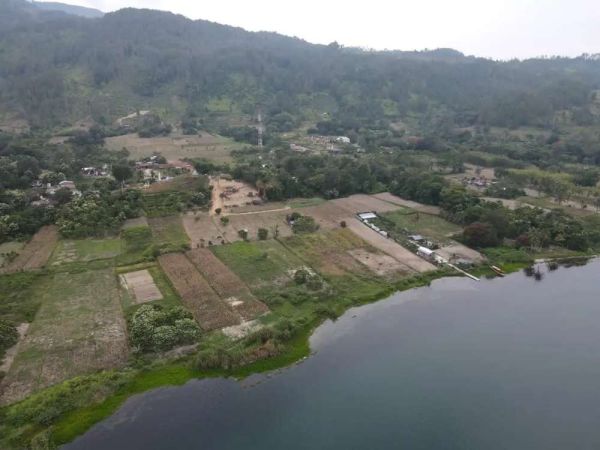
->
[[348, 248, 411, 278], [329, 194, 401, 215], [186, 249, 268, 321], [105, 132, 237, 163], [120, 270, 163, 304], [372, 192, 442, 215], [346, 218, 436, 273], [436, 244, 485, 264], [210, 177, 261, 214], [157, 253, 240, 330], [0, 269, 129, 405], [1, 225, 58, 274]]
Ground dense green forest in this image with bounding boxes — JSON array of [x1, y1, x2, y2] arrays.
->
[[1, 0, 600, 132]]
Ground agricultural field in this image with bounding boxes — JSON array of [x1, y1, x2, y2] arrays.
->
[[119, 269, 163, 305], [144, 174, 208, 194], [157, 253, 239, 330], [186, 248, 268, 320], [0, 241, 24, 268], [0, 226, 58, 274], [212, 239, 306, 288], [50, 238, 122, 265], [105, 131, 239, 163], [380, 209, 461, 243], [183, 210, 293, 247], [345, 219, 436, 273], [0, 269, 129, 405], [372, 192, 441, 215], [148, 216, 189, 252]]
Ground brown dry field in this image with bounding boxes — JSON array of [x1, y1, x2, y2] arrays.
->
[[186, 249, 268, 320], [372, 192, 442, 215], [348, 248, 411, 278], [0, 269, 128, 405], [0, 225, 58, 274], [346, 218, 436, 273], [211, 177, 260, 214], [183, 210, 293, 247], [157, 253, 239, 330], [120, 270, 163, 304], [329, 194, 401, 215], [105, 132, 237, 163]]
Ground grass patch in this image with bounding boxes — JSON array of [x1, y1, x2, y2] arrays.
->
[[148, 216, 190, 253], [379, 209, 461, 243], [211, 239, 304, 286], [50, 238, 122, 265], [286, 197, 326, 208], [0, 272, 45, 324]]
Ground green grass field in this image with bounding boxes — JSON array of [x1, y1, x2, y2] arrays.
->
[[380, 209, 461, 242], [211, 239, 305, 287], [50, 238, 122, 265], [0, 241, 24, 268], [148, 216, 189, 253]]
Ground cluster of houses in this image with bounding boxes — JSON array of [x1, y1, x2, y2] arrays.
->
[[81, 165, 109, 177]]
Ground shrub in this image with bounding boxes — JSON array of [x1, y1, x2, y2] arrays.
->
[[238, 229, 248, 240], [220, 216, 229, 226], [293, 269, 308, 284], [129, 305, 201, 352], [257, 228, 268, 240], [292, 216, 319, 234], [0, 319, 18, 358]]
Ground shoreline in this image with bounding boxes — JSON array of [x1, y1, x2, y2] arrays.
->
[[51, 269, 454, 446], [6, 255, 585, 448]]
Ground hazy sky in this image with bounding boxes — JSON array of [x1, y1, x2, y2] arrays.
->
[[39, 0, 600, 59]]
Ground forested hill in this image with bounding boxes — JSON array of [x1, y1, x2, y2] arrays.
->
[[1, 0, 600, 130]]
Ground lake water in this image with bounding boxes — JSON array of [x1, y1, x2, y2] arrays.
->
[[65, 259, 600, 450]]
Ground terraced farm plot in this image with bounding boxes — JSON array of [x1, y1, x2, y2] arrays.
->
[[186, 248, 268, 320], [157, 253, 239, 330], [1, 226, 58, 274], [0, 269, 128, 405], [212, 240, 305, 287], [120, 270, 163, 304], [50, 238, 122, 265]]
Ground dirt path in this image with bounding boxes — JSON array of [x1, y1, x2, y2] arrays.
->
[[346, 218, 436, 273], [210, 176, 224, 216], [226, 207, 291, 216], [0, 323, 29, 374]]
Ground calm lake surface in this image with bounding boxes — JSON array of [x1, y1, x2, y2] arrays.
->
[[66, 259, 600, 450]]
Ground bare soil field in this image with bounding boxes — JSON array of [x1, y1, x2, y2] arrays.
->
[[105, 132, 237, 163], [436, 244, 485, 264], [157, 253, 240, 330], [0, 269, 128, 405], [183, 210, 293, 247], [0, 226, 58, 274], [348, 248, 411, 278], [211, 177, 261, 214], [186, 249, 268, 321], [346, 218, 436, 273], [120, 270, 163, 304], [372, 192, 442, 215]]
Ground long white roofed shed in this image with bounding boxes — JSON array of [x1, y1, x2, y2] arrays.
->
[[357, 212, 378, 221]]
